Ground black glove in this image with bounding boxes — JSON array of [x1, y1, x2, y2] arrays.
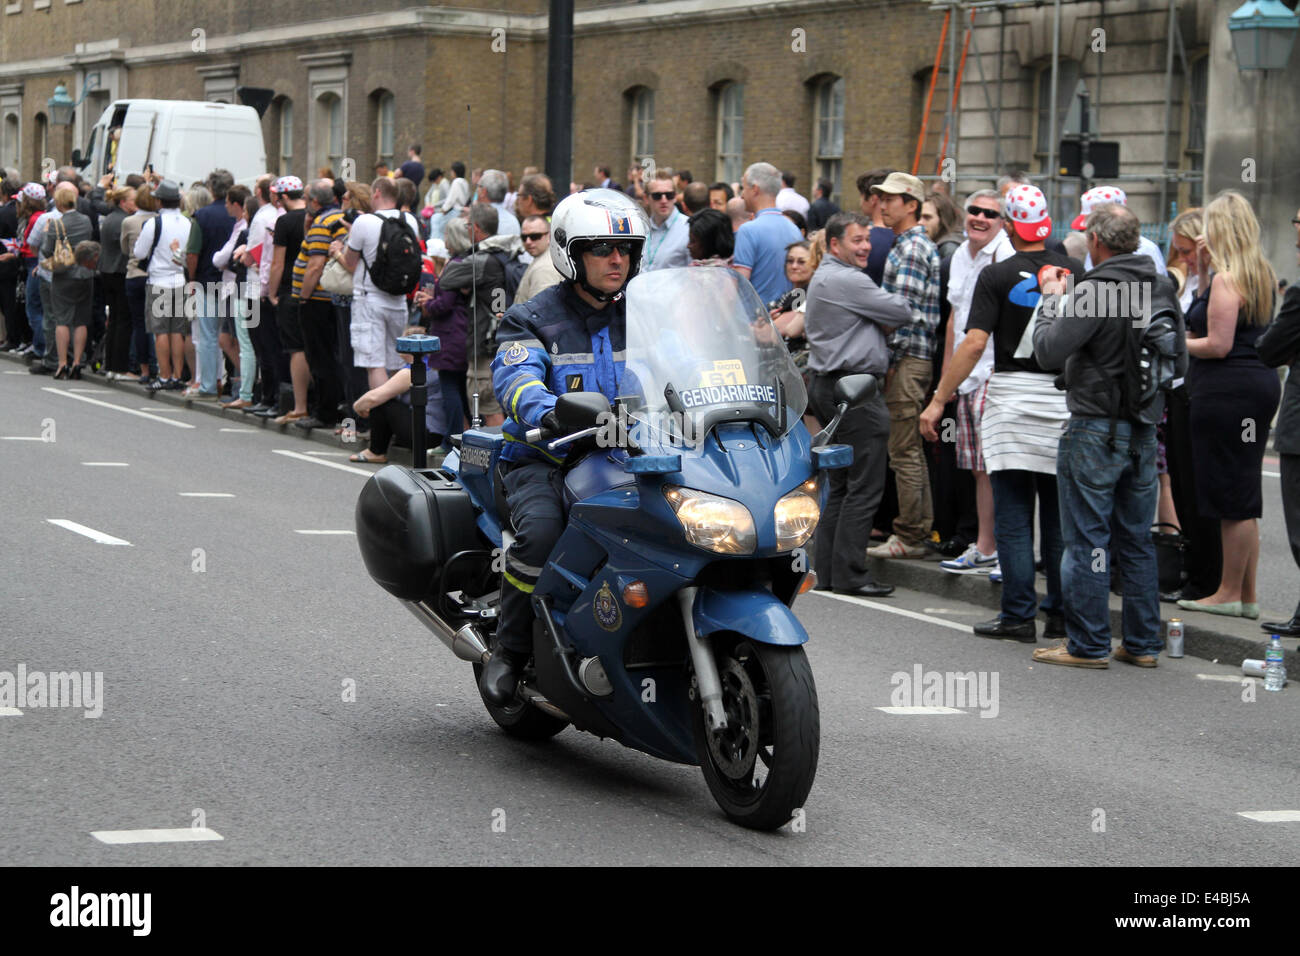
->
[[541, 410, 561, 436]]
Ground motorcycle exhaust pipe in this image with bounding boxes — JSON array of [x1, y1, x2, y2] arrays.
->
[[403, 600, 491, 664]]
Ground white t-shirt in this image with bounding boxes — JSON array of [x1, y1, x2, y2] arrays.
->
[[947, 230, 1013, 395], [346, 208, 422, 308], [247, 202, 282, 297], [132, 209, 196, 288]]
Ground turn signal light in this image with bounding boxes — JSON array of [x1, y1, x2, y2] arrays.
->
[[799, 571, 817, 594], [623, 581, 650, 608]]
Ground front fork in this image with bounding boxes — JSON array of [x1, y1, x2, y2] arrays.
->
[[678, 586, 728, 731]]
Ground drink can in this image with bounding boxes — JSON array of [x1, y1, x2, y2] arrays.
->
[[1243, 659, 1267, 678], [1166, 618, 1184, 658]]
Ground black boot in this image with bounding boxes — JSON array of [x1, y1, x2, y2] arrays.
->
[[479, 647, 529, 706]]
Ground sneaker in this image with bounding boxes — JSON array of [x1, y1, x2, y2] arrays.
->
[[940, 544, 998, 575], [1031, 642, 1108, 668], [165, 379, 187, 391], [866, 534, 928, 559], [988, 563, 1002, 583], [1113, 645, 1158, 668], [147, 377, 170, 391]]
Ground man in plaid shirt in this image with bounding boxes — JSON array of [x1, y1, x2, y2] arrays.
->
[[867, 172, 942, 559]]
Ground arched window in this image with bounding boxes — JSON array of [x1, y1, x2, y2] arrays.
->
[[813, 75, 844, 204], [715, 82, 744, 185], [1, 113, 18, 171], [376, 91, 395, 169], [276, 97, 294, 176], [315, 92, 343, 175], [629, 87, 654, 167], [1182, 54, 1208, 209], [32, 112, 48, 179]]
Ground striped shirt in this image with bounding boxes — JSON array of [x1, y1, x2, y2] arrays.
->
[[293, 206, 347, 301], [980, 371, 1069, 475], [882, 224, 942, 364]]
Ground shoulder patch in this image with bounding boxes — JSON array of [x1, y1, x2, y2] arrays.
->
[[502, 341, 529, 366]]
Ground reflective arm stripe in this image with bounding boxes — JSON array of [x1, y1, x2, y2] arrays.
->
[[509, 379, 545, 419], [503, 431, 563, 463]]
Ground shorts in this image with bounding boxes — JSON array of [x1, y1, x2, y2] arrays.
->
[[350, 294, 408, 370], [278, 296, 304, 353], [955, 380, 988, 472], [466, 357, 503, 418], [145, 284, 190, 336]]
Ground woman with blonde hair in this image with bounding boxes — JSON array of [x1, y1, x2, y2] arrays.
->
[[1166, 207, 1206, 310], [1177, 190, 1279, 619]]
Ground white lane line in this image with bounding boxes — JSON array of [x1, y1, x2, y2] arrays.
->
[[178, 492, 235, 498], [1, 436, 46, 441], [219, 427, 257, 433], [91, 827, 224, 845], [66, 387, 110, 394], [876, 706, 966, 715], [294, 529, 355, 535], [0, 707, 22, 716], [303, 450, 351, 457], [923, 607, 981, 616], [809, 590, 973, 633], [272, 448, 371, 477], [1237, 811, 1300, 823], [82, 462, 130, 467], [1263, 471, 1281, 478], [1196, 674, 1247, 683], [43, 388, 196, 428], [140, 406, 184, 412], [3, 369, 29, 374], [47, 519, 132, 546]]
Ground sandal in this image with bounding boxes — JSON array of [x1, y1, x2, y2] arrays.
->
[[349, 451, 387, 463], [272, 410, 307, 425]]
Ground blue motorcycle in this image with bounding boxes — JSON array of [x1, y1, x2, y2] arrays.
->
[[355, 268, 874, 829]]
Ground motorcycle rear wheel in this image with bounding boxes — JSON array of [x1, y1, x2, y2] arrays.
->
[[472, 663, 570, 740], [692, 638, 819, 831]]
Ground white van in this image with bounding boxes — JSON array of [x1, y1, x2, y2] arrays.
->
[[74, 99, 268, 189]]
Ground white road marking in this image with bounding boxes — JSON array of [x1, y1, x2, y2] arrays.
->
[[0, 707, 22, 716], [1237, 811, 1300, 823], [66, 388, 110, 395], [3, 369, 29, 374], [82, 462, 130, 467], [219, 427, 257, 433], [810, 590, 973, 633], [1196, 674, 1248, 683], [140, 406, 184, 412], [294, 529, 355, 535], [43, 388, 195, 428], [1263, 471, 1281, 478], [272, 448, 371, 477], [47, 519, 131, 546], [876, 706, 966, 715], [303, 450, 351, 457], [178, 492, 235, 498], [91, 827, 224, 844], [1, 436, 46, 441], [923, 607, 981, 616]]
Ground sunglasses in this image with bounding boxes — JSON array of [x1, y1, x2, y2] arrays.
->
[[1293, 218, 1300, 226], [967, 207, 1002, 219], [586, 240, 633, 257], [649, 191, 675, 201], [785, 256, 808, 265], [522, 232, 548, 242]]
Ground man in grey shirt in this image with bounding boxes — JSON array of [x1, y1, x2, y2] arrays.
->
[[805, 211, 912, 597]]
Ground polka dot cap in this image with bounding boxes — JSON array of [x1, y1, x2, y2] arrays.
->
[[1072, 185, 1128, 230], [1005, 183, 1052, 241]]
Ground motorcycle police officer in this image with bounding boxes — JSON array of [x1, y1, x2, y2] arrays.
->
[[479, 189, 650, 705]]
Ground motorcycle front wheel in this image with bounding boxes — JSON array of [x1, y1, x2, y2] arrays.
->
[[691, 638, 820, 831]]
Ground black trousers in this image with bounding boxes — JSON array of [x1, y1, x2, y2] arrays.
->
[[1165, 384, 1222, 595], [1280, 454, 1300, 619], [0, 267, 23, 345], [100, 273, 132, 372], [251, 296, 283, 406], [367, 398, 442, 456], [496, 461, 566, 655], [929, 396, 976, 544], [809, 373, 890, 590], [300, 298, 343, 425]]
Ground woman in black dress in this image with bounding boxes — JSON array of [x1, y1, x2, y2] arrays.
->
[[1178, 190, 1280, 620]]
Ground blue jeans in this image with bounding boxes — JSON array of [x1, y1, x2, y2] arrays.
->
[[196, 291, 222, 394], [1056, 418, 1162, 659], [989, 469, 1062, 623], [25, 266, 44, 354]]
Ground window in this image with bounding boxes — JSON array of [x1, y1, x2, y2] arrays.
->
[[813, 76, 844, 204], [277, 98, 293, 176], [32, 112, 46, 177], [1, 112, 17, 171], [315, 92, 343, 176], [715, 82, 744, 184], [376, 91, 395, 169], [630, 87, 654, 166], [1034, 60, 1082, 228], [1182, 55, 1208, 209]]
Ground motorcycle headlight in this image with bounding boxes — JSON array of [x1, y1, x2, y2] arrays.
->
[[663, 486, 756, 555], [774, 479, 821, 551]]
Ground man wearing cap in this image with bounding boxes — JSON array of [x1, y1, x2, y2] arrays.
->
[[866, 171, 942, 561], [132, 179, 200, 391], [264, 176, 311, 421], [920, 183, 1083, 642], [1072, 186, 1167, 275]]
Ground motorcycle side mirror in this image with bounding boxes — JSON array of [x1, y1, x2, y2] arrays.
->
[[833, 373, 878, 409], [555, 391, 612, 432]]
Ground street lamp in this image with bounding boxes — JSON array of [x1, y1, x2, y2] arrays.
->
[[1229, 0, 1300, 71], [46, 73, 100, 126]]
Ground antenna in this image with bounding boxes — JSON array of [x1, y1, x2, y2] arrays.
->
[[466, 103, 482, 429]]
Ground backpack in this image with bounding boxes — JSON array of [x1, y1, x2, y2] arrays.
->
[[488, 251, 527, 310], [1107, 298, 1182, 446], [363, 213, 422, 296]]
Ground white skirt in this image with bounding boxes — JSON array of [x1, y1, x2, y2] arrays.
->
[[980, 371, 1069, 475]]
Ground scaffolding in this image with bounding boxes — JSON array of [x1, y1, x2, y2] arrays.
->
[[926, 0, 1204, 234]]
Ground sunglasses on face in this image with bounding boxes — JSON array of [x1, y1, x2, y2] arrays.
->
[[586, 240, 633, 257], [967, 207, 1001, 219], [522, 232, 548, 242], [785, 257, 807, 265], [649, 191, 675, 201]]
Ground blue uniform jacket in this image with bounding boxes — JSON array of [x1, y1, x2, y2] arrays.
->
[[492, 280, 627, 464]]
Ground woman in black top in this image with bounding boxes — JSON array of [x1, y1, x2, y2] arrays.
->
[[98, 186, 134, 375]]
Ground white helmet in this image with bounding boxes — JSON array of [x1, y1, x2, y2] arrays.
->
[[550, 188, 649, 298]]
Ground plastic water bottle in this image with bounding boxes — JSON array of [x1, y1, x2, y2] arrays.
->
[[1265, 635, 1286, 692]]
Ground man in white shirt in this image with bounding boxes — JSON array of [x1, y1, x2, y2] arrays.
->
[[132, 179, 198, 390], [775, 171, 811, 217], [938, 188, 1013, 574], [338, 176, 422, 390], [641, 172, 690, 271], [240, 174, 285, 412]]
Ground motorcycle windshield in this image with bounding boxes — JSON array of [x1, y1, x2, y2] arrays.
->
[[619, 268, 808, 447]]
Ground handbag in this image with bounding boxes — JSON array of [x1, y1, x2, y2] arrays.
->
[[320, 255, 354, 296], [41, 218, 76, 274], [1151, 522, 1185, 593]]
